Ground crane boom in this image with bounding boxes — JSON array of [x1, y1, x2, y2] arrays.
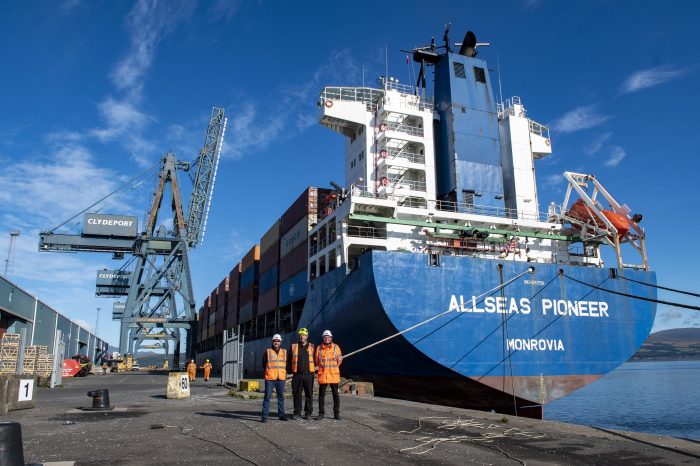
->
[[185, 107, 227, 247]]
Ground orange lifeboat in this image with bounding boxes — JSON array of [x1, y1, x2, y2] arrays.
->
[[567, 199, 629, 238]]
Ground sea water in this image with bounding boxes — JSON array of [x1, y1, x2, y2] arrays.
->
[[545, 360, 700, 439]]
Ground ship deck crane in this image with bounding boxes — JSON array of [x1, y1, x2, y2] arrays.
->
[[39, 107, 227, 366]]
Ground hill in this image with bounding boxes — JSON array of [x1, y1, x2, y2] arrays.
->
[[631, 327, 700, 360]]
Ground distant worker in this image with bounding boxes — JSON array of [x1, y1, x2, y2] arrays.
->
[[315, 330, 342, 420], [288, 328, 314, 420], [101, 362, 107, 375], [186, 359, 197, 382], [261, 334, 287, 423], [202, 359, 213, 382]]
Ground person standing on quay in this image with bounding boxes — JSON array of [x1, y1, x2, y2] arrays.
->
[[315, 329, 342, 420], [186, 359, 197, 382], [202, 359, 213, 381], [261, 334, 287, 423], [288, 328, 314, 420]]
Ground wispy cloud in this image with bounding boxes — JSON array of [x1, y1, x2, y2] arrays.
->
[[226, 49, 360, 159], [585, 132, 612, 155], [111, 0, 194, 98], [620, 65, 689, 94], [604, 145, 626, 168], [208, 0, 241, 22], [552, 105, 610, 134]]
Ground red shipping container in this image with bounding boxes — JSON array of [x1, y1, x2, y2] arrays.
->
[[227, 264, 241, 329], [279, 242, 308, 282], [281, 187, 333, 235], [215, 277, 228, 334], [201, 297, 211, 341], [239, 286, 256, 305], [258, 286, 277, 315], [260, 242, 279, 273], [241, 245, 260, 271]]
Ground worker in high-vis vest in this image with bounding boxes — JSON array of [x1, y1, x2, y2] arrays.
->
[[261, 334, 288, 423], [186, 359, 197, 382], [287, 327, 314, 420], [202, 359, 213, 381], [315, 329, 343, 420]]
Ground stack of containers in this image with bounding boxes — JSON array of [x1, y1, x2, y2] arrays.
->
[[196, 304, 206, 348], [226, 263, 241, 330], [208, 289, 217, 341], [278, 188, 331, 309], [258, 220, 280, 323], [215, 277, 228, 336], [201, 296, 211, 343], [238, 245, 260, 330]]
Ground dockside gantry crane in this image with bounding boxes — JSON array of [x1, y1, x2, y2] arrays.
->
[[39, 107, 227, 367]]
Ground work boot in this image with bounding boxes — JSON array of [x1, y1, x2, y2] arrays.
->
[[289, 414, 299, 421], [279, 416, 288, 421], [334, 414, 341, 420], [317, 414, 325, 420], [301, 414, 309, 420], [261, 417, 267, 423]]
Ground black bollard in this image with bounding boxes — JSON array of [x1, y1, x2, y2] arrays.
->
[[0, 422, 25, 466], [85, 388, 112, 410]]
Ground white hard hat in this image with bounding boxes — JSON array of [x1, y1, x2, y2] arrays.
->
[[322, 330, 332, 337], [272, 334, 282, 341]]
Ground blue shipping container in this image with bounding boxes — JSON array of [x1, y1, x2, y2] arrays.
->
[[259, 265, 278, 294], [240, 263, 259, 289], [278, 270, 307, 307]]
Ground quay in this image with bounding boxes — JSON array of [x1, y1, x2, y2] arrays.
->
[[5, 373, 699, 465]]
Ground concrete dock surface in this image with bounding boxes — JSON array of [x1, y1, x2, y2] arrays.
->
[[5, 372, 699, 465]]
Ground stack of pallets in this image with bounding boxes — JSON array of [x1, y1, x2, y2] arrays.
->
[[35, 347, 53, 377], [0, 333, 21, 374]]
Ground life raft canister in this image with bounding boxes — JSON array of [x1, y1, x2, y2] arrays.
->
[[324, 100, 333, 108]]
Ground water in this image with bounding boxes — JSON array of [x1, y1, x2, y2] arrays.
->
[[545, 360, 700, 439]]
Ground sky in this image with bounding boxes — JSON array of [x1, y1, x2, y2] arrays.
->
[[0, 0, 698, 349]]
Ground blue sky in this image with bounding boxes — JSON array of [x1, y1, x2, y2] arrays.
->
[[1, 0, 698, 348]]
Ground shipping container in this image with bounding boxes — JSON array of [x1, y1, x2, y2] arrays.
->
[[260, 241, 279, 273], [280, 216, 309, 259], [259, 265, 277, 294], [226, 264, 241, 329], [215, 277, 228, 334], [241, 245, 260, 271], [196, 305, 205, 344], [258, 286, 277, 315], [279, 241, 308, 282], [239, 301, 254, 324], [280, 187, 333, 235], [278, 270, 308, 307], [240, 262, 259, 290], [260, 220, 280, 255], [202, 299, 210, 340], [239, 285, 256, 305]]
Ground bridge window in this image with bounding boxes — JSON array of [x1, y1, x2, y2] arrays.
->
[[474, 67, 486, 83], [453, 62, 466, 79]]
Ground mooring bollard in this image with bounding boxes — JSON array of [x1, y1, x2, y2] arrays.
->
[[0, 422, 25, 466], [85, 389, 112, 411]]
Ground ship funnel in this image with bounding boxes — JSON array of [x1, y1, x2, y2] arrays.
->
[[458, 31, 477, 57]]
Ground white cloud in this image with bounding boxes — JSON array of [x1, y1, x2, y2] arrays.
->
[[552, 105, 610, 134], [226, 49, 360, 159], [111, 0, 194, 98], [208, 0, 241, 22], [604, 145, 626, 168], [620, 66, 689, 94], [542, 173, 563, 188], [585, 132, 612, 155]]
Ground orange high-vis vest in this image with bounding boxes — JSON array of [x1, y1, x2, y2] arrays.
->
[[315, 343, 341, 384], [265, 348, 287, 380], [291, 343, 315, 373]]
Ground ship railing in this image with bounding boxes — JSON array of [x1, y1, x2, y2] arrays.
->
[[319, 86, 384, 112], [383, 120, 424, 137], [529, 119, 550, 139], [386, 177, 427, 192], [350, 186, 558, 222], [347, 224, 387, 239], [383, 147, 425, 164], [383, 81, 435, 110], [385, 81, 416, 94]]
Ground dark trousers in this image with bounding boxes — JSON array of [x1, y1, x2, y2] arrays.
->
[[318, 383, 339, 416], [292, 373, 314, 416], [262, 379, 285, 419]]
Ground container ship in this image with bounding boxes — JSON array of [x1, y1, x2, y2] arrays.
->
[[196, 29, 656, 418]]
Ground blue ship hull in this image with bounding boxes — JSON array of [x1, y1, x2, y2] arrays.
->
[[290, 250, 656, 418]]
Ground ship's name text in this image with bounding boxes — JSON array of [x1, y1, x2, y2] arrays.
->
[[448, 295, 609, 318]]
